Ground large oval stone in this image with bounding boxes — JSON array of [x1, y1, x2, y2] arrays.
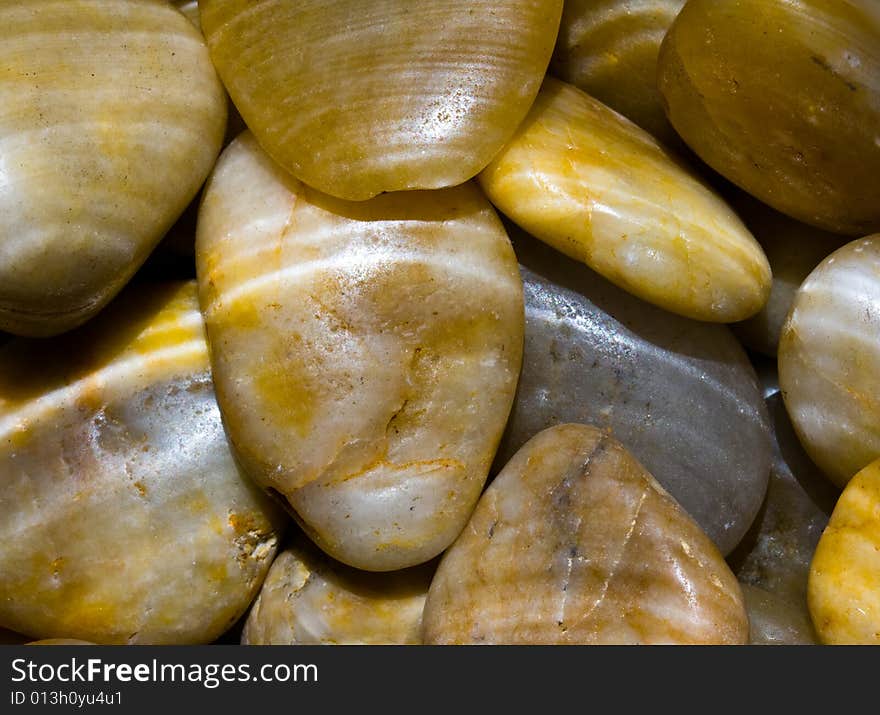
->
[[199, 0, 563, 201], [498, 230, 771, 555], [242, 538, 433, 645], [0, 0, 226, 336], [423, 424, 749, 644], [478, 77, 770, 322], [658, 0, 880, 234], [197, 132, 524, 572], [0, 282, 285, 644], [779, 235, 880, 487]]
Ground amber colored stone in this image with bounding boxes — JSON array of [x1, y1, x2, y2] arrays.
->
[[658, 0, 880, 234]]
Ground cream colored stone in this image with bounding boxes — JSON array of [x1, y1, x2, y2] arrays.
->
[[197, 133, 524, 572], [423, 424, 748, 644], [0, 282, 285, 644], [479, 78, 770, 322], [779, 235, 880, 487], [809, 458, 880, 644], [0, 0, 226, 336], [243, 539, 432, 645]]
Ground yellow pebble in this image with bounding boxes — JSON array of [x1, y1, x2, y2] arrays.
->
[[808, 458, 880, 644]]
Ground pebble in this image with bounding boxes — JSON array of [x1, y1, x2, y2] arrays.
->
[[498, 230, 771, 555], [423, 424, 749, 644]]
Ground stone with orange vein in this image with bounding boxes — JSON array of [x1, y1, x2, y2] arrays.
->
[[243, 538, 433, 645], [422, 424, 748, 644], [808, 458, 880, 644], [0, 282, 285, 644], [478, 77, 771, 323], [197, 132, 524, 572]]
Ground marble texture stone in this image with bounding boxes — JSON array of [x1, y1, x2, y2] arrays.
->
[[0, 0, 226, 336], [197, 133, 524, 572], [479, 77, 770, 322], [498, 230, 772, 555], [779, 235, 880, 487], [0, 282, 285, 644], [423, 424, 748, 644], [243, 538, 433, 645], [199, 0, 563, 200], [809, 458, 880, 644]]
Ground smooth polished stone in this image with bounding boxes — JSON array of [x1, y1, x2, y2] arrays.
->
[[242, 538, 433, 645], [550, 0, 686, 146], [779, 235, 880, 487], [424, 424, 748, 644], [809, 458, 880, 644], [498, 230, 771, 555], [0, 0, 226, 336], [730, 195, 847, 357], [479, 77, 770, 322], [730, 365, 838, 606], [741, 584, 818, 646], [0, 282, 285, 644], [197, 133, 524, 572], [199, 0, 563, 200], [658, 0, 880, 235]]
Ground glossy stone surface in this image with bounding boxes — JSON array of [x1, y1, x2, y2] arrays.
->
[[0, 283, 285, 644], [658, 0, 880, 235], [199, 0, 563, 200], [243, 538, 433, 645], [197, 133, 524, 572], [742, 584, 818, 646], [730, 364, 837, 606], [479, 77, 770, 322], [550, 0, 685, 146], [423, 424, 749, 644], [779, 236, 880, 487], [809, 458, 880, 644], [498, 231, 771, 555], [0, 0, 226, 336], [730, 195, 847, 357]]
